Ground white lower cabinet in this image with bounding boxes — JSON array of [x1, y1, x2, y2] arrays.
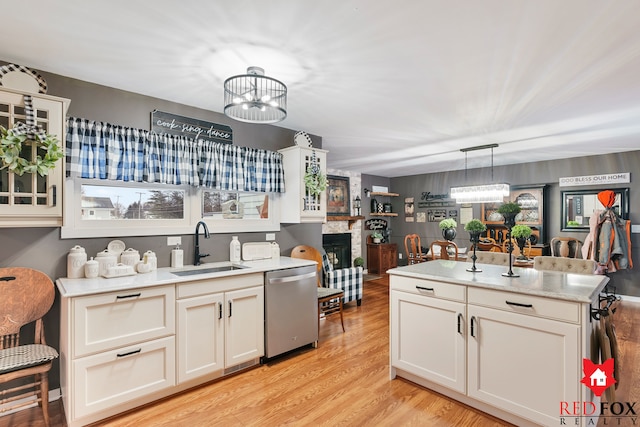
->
[[390, 275, 590, 427], [176, 273, 264, 384]]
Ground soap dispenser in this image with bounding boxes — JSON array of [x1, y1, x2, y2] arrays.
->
[[230, 236, 241, 262], [171, 244, 184, 268]]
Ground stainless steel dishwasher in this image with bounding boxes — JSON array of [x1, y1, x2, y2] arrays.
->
[[264, 265, 318, 360]]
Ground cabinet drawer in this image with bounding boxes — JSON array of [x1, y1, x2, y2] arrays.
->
[[468, 287, 580, 324], [72, 336, 175, 419], [390, 275, 465, 302], [73, 285, 175, 357], [177, 273, 263, 299]]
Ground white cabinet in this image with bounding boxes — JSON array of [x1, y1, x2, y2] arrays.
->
[[390, 289, 466, 393], [60, 285, 175, 426], [176, 273, 264, 384], [278, 145, 327, 223], [0, 88, 70, 227], [390, 275, 592, 427]]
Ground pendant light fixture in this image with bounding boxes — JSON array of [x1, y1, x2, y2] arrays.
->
[[223, 66, 287, 124], [450, 144, 509, 204]]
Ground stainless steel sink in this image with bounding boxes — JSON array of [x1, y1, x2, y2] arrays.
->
[[171, 264, 249, 276]]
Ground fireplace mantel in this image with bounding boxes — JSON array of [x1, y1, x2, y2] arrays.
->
[[326, 215, 365, 230]]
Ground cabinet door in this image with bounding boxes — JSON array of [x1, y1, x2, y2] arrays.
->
[[177, 293, 224, 383], [467, 305, 579, 425], [0, 90, 68, 226], [390, 290, 466, 393], [225, 286, 265, 367]]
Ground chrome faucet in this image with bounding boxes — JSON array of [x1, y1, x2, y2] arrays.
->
[[194, 221, 211, 265]]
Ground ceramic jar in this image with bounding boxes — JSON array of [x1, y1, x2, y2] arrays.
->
[[143, 250, 157, 271], [67, 245, 87, 278], [84, 257, 99, 278], [120, 248, 140, 267], [95, 250, 117, 277]]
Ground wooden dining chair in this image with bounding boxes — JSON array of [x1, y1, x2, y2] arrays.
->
[[430, 240, 459, 260], [550, 237, 582, 258], [473, 237, 503, 252], [290, 245, 345, 333], [0, 267, 59, 427], [404, 234, 426, 264]]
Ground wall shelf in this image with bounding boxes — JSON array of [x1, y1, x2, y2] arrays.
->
[[370, 192, 399, 197], [370, 213, 398, 217], [327, 215, 365, 229]]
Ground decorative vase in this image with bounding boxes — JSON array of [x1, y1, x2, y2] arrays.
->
[[516, 237, 528, 260], [503, 212, 517, 228], [466, 231, 482, 273], [442, 228, 456, 241]]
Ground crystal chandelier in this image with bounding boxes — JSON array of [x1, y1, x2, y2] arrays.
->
[[450, 144, 510, 204]]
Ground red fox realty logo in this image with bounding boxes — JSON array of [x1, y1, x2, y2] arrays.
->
[[560, 358, 638, 425], [580, 358, 616, 396]]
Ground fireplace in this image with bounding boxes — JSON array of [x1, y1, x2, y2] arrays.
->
[[322, 233, 352, 269]]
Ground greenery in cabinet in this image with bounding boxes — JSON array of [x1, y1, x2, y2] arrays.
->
[[0, 125, 63, 176], [303, 166, 327, 196]]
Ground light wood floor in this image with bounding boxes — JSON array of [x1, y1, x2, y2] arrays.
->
[[4, 275, 639, 427]]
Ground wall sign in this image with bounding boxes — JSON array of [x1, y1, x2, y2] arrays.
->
[[559, 172, 630, 187], [365, 218, 388, 230], [151, 110, 233, 144]]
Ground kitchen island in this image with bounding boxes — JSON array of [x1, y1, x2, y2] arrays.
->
[[388, 260, 609, 427]]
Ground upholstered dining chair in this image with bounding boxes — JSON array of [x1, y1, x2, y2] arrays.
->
[[533, 256, 596, 274], [467, 251, 514, 266], [430, 240, 459, 261], [404, 234, 427, 264], [550, 237, 582, 258], [0, 267, 59, 427]]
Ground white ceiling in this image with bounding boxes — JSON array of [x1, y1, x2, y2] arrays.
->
[[3, 0, 640, 177]]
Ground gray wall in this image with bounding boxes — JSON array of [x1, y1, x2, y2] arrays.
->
[[386, 151, 640, 297], [0, 65, 322, 390]]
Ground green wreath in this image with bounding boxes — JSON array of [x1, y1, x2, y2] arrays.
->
[[0, 125, 63, 176], [303, 166, 327, 196]]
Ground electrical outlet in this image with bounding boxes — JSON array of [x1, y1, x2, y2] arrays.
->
[[266, 233, 276, 241], [398, 253, 403, 259], [632, 224, 640, 233], [167, 236, 181, 246]]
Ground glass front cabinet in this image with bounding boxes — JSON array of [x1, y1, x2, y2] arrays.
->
[[481, 185, 548, 256], [0, 88, 70, 227]]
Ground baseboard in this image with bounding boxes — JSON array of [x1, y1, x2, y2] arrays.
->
[[0, 388, 60, 416]]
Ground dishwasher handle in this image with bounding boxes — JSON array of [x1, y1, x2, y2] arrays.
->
[[268, 271, 317, 284]]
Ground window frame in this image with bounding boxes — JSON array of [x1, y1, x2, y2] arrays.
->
[[61, 177, 280, 239]]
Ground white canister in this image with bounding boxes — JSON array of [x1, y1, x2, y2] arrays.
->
[[120, 248, 140, 267], [271, 242, 280, 259], [67, 245, 87, 278], [95, 250, 117, 277], [137, 261, 152, 273], [143, 250, 157, 271], [84, 257, 99, 278]]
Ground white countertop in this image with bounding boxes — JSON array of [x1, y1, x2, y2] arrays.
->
[[387, 260, 609, 303], [56, 257, 317, 297]]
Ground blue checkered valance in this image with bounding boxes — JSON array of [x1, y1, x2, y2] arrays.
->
[[66, 117, 285, 192]]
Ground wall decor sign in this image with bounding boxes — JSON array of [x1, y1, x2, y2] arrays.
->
[[418, 201, 456, 208], [559, 172, 629, 187], [151, 110, 233, 144], [326, 175, 350, 216], [420, 192, 449, 201], [365, 218, 388, 230]]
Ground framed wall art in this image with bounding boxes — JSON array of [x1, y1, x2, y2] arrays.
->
[[327, 175, 350, 216]]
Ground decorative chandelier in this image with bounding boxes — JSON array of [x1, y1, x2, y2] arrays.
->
[[450, 144, 510, 204], [223, 66, 287, 124]]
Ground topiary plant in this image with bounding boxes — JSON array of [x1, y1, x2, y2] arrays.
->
[[511, 224, 532, 239], [497, 202, 521, 215], [438, 218, 457, 230], [353, 257, 364, 267], [464, 219, 487, 233]]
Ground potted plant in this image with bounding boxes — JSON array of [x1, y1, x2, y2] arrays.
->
[[371, 231, 383, 244], [511, 225, 532, 260], [439, 218, 458, 241], [497, 202, 521, 228], [353, 257, 364, 268], [464, 219, 487, 272], [0, 125, 63, 176]]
